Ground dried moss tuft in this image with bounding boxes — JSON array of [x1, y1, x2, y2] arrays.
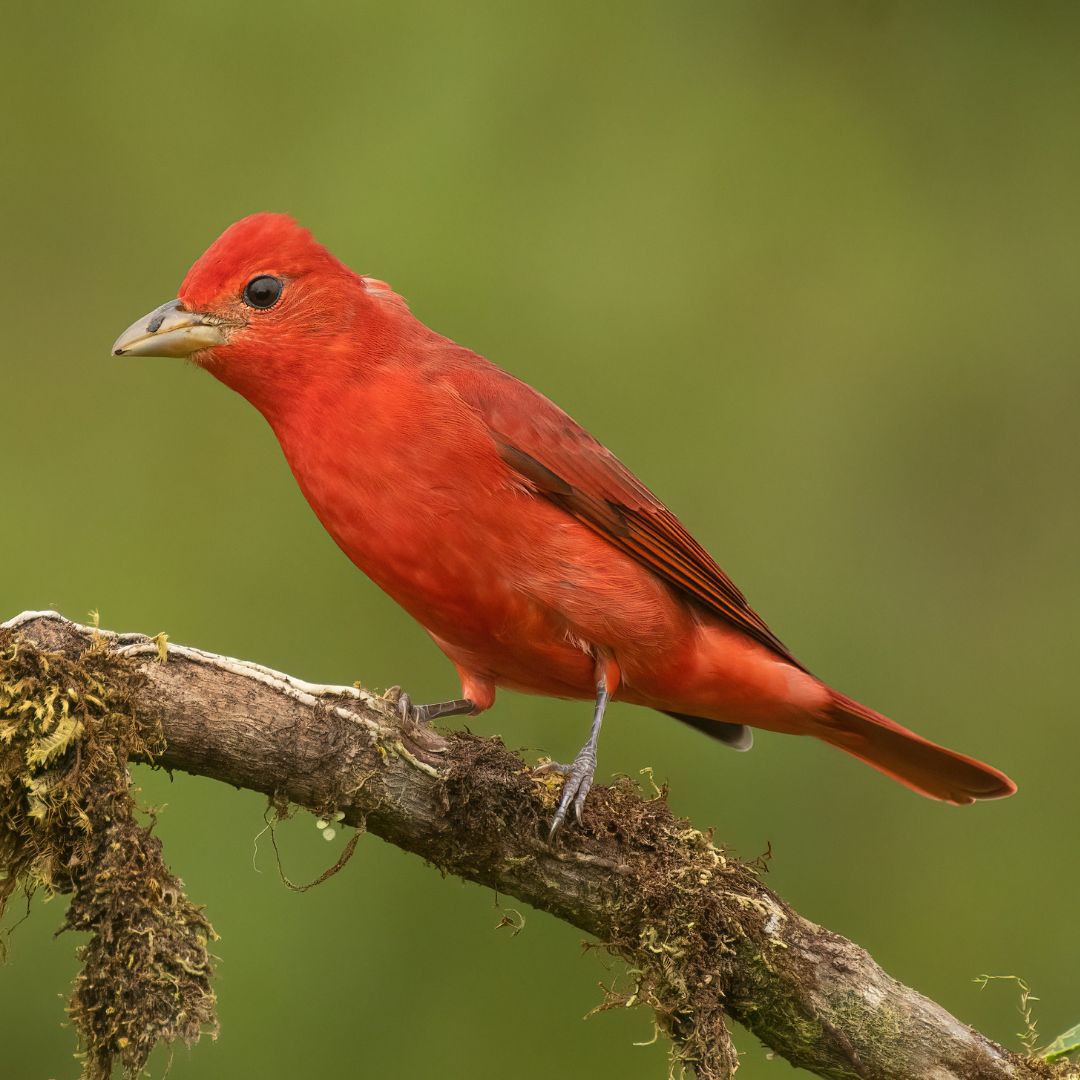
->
[[434, 731, 741, 1077], [0, 627, 217, 1079]]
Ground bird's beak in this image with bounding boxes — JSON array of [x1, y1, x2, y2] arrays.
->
[[112, 300, 230, 358]]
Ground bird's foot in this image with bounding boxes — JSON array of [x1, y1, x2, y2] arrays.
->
[[535, 672, 611, 840], [384, 688, 475, 765], [535, 746, 597, 840]]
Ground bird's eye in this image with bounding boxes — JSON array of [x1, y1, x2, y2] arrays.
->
[[242, 275, 283, 310]]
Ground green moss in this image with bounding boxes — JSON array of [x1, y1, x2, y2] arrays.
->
[[0, 627, 217, 1079]]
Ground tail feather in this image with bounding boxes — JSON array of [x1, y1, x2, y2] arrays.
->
[[819, 692, 1016, 804], [662, 710, 754, 751]]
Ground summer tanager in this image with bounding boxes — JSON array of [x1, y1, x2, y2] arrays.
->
[[113, 213, 1015, 832]]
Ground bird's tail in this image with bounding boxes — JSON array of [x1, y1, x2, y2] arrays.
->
[[817, 691, 1016, 804]]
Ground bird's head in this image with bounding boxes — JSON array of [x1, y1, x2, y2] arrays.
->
[[112, 213, 408, 410]]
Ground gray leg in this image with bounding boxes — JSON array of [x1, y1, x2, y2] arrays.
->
[[395, 691, 476, 725], [538, 679, 610, 839]]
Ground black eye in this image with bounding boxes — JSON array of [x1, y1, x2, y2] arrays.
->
[[242, 275, 283, 309]]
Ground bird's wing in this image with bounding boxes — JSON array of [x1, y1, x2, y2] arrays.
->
[[451, 362, 806, 671]]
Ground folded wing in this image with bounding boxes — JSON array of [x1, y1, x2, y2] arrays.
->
[[451, 363, 807, 673]]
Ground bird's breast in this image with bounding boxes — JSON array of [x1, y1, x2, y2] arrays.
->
[[269, 376, 553, 646]]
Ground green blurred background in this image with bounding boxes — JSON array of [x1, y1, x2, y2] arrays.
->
[[3, 2, 1078, 1076]]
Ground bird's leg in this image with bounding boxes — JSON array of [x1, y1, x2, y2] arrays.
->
[[392, 689, 477, 726], [538, 660, 618, 839], [540, 682, 608, 839]]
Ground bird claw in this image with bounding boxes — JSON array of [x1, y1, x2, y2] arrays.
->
[[384, 689, 475, 767], [393, 689, 421, 726], [537, 749, 597, 840]]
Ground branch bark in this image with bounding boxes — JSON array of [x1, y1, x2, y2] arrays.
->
[[1, 611, 1067, 1080]]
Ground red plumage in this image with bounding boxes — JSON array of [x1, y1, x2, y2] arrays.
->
[[143, 213, 1015, 808]]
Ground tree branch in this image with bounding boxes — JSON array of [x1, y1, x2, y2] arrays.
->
[[1, 611, 1067, 1080]]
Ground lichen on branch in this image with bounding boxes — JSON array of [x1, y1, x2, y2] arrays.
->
[[0, 627, 217, 1079]]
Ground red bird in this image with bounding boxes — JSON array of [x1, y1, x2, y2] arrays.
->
[[113, 213, 1015, 832]]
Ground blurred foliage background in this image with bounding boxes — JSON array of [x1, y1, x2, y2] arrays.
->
[[3, 2, 1078, 1077]]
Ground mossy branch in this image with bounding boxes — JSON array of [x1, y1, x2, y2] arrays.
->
[[1, 611, 1070, 1080]]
